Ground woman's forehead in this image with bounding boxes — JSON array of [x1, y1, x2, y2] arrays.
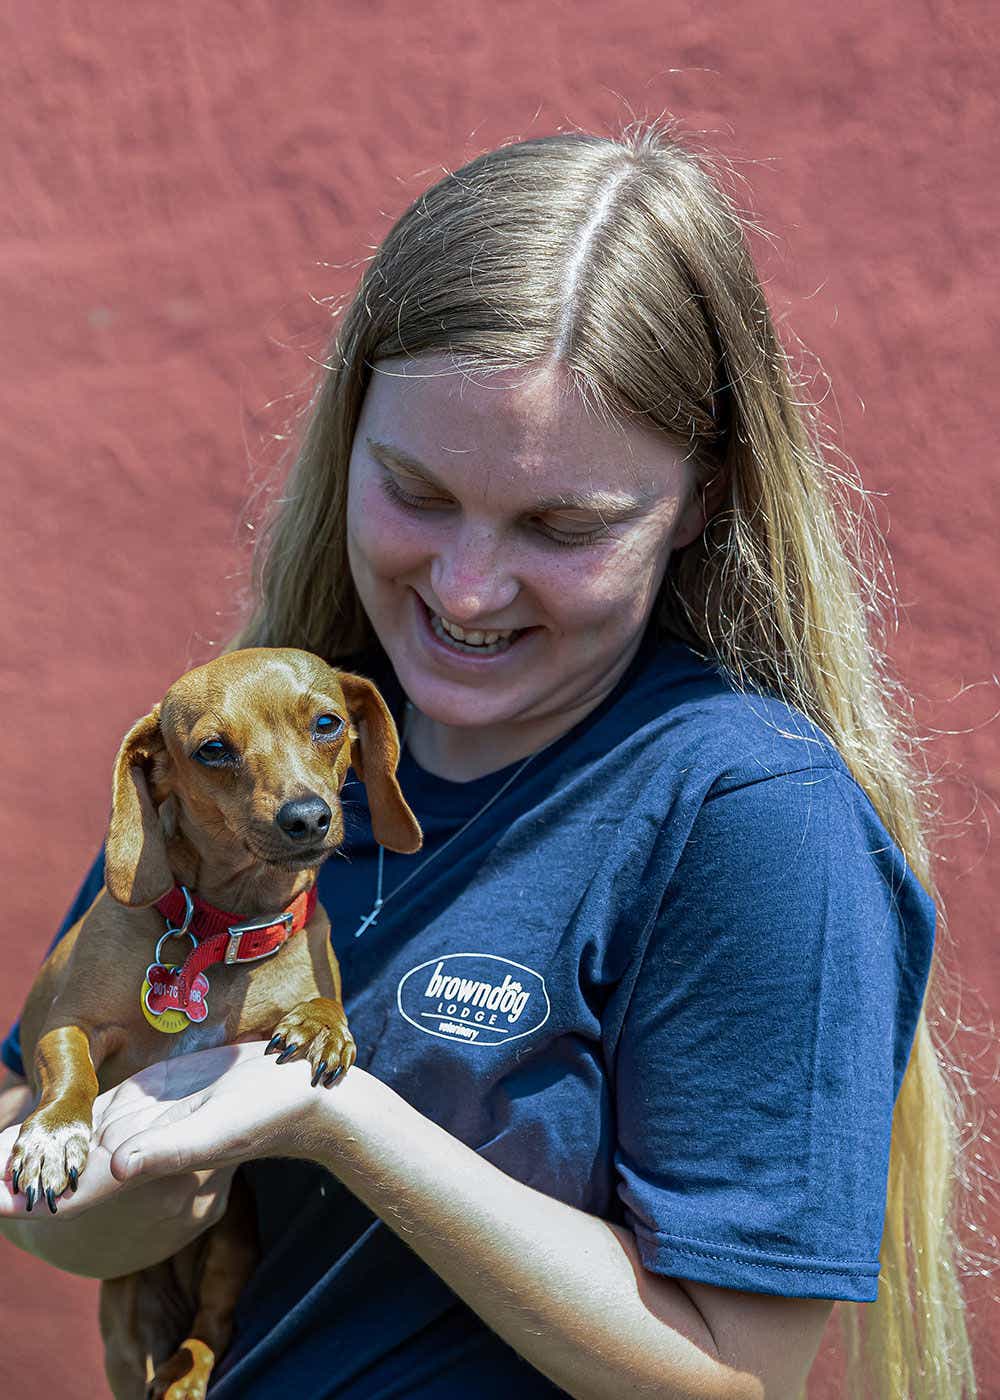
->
[[358, 354, 688, 495]]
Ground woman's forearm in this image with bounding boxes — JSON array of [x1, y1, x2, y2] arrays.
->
[[296, 1069, 759, 1400], [0, 1168, 232, 1279], [1, 1069, 233, 1278]]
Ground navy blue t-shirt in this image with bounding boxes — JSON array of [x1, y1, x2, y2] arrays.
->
[[3, 637, 935, 1398]]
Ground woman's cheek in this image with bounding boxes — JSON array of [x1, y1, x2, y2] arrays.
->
[[549, 539, 644, 600], [553, 541, 665, 637]]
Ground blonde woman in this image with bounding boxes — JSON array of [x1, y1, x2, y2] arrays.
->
[[0, 125, 977, 1398]]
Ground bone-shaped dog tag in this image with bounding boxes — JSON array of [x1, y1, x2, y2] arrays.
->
[[141, 963, 210, 1034]]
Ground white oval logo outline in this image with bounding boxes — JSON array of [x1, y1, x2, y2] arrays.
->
[[397, 951, 551, 1047]]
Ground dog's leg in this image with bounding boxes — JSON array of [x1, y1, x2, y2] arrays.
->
[[100, 1247, 208, 1400], [266, 938, 356, 1087], [146, 1172, 259, 1400], [7, 1024, 113, 1210]]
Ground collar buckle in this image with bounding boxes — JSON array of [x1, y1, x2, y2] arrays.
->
[[225, 910, 294, 965]]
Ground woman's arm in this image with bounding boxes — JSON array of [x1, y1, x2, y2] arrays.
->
[[0, 1066, 233, 1279], [300, 1068, 829, 1400], [102, 1047, 829, 1399], [0, 1168, 233, 1279]]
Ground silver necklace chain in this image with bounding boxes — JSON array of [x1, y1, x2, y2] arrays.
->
[[353, 705, 544, 938]]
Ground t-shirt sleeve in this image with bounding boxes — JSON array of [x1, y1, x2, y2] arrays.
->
[[614, 765, 935, 1302], [2, 849, 106, 1078]]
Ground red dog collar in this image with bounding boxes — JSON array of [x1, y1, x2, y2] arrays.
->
[[150, 883, 318, 1018]]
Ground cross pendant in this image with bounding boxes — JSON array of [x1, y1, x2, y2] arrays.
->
[[354, 900, 383, 939]]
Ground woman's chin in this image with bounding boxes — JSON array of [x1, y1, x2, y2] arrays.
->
[[389, 641, 537, 729], [404, 686, 526, 732]]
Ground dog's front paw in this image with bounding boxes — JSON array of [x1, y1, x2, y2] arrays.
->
[[7, 1104, 91, 1212], [265, 997, 357, 1088]]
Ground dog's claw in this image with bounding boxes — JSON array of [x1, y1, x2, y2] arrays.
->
[[265, 1034, 283, 1055], [11, 1167, 20, 1195], [311, 1060, 327, 1088], [275, 1043, 299, 1065], [68, 1167, 78, 1192], [46, 1187, 57, 1215], [25, 1185, 35, 1212], [323, 1066, 344, 1089]]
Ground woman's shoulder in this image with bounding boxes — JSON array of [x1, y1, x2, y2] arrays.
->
[[612, 637, 851, 794], [621, 642, 935, 943]]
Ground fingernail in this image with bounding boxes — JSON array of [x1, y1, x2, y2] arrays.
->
[[125, 1152, 142, 1177], [68, 1168, 78, 1192], [46, 1187, 57, 1215], [311, 1060, 327, 1088], [265, 1035, 283, 1055], [275, 1043, 298, 1065]]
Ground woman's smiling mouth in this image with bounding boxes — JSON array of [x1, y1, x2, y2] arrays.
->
[[431, 611, 522, 655], [415, 593, 530, 659]]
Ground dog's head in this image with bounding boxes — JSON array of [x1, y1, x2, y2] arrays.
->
[[104, 648, 422, 907]]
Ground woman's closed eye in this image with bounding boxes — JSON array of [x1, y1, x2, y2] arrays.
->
[[380, 474, 451, 511], [534, 516, 613, 548]]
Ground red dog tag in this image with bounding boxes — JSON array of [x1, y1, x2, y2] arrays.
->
[[143, 963, 210, 1024]]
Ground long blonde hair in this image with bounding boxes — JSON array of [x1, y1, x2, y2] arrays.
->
[[234, 121, 983, 1397]]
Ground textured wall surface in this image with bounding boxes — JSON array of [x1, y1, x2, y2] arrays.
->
[[1, 1, 997, 1393]]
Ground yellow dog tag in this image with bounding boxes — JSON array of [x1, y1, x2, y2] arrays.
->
[[140, 962, 210, 1034], [140, 970, 191, 1034]]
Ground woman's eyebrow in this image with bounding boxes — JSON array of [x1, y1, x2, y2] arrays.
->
[[366, 437, 649, 517], [368, 438, 437, 478]]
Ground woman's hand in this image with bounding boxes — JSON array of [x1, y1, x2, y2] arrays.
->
[[104, 1040, 327, 1184], [0, 1040, 320, 1219]]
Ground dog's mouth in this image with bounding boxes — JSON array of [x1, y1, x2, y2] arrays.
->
[[243, 837, 337, 872], [271, 847, 333, 871]]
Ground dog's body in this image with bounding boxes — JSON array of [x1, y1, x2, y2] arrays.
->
[[7, 648, 421, 1399], [21, 888, 342, 1400]]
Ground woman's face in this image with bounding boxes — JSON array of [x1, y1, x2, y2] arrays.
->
[[346, 355, 704, 741]]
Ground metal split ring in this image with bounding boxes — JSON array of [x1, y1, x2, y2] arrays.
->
[[155, 885, 196, 963]]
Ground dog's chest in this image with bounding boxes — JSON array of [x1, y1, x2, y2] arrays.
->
[[161, 1019, 233, 1058], [149, 971, 301, 1061]]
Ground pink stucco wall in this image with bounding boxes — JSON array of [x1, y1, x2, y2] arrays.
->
[[2, 2, 997, 1392]]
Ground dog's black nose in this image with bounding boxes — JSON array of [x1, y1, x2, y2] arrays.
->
[[276, 795, 332, 843]]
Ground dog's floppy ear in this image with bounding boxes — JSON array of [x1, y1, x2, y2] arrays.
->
[[339, 675, 422, 855], [104, 706, 174, 907]]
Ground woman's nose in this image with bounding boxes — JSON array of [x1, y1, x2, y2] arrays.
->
[[429, 523, 520, 622]]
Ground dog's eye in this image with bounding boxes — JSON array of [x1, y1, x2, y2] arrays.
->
[[313, 713, 345, 741], [194, 739, 233, 766]]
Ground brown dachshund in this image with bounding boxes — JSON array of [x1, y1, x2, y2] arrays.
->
[[5, 647, 421, 1399]]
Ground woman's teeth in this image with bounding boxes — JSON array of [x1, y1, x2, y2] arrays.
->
[[431, 612, 520, 655]]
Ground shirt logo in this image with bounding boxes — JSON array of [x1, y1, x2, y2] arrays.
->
[[397, 953, 550, 1047]]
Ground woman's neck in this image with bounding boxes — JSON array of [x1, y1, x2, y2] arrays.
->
[[402, 693, 603, 783]]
